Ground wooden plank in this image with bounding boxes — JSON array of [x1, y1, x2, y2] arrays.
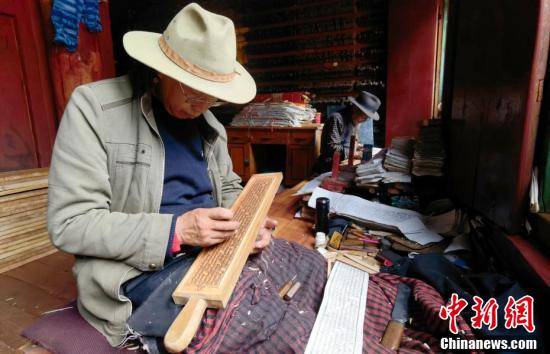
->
[[0, 244, 53, 268], [0, 219, 47, 241], [0, 207, 47, 229], [0, 241, 55, 264], [0, 231, 50, 252], [0, 247, 57, 275], [0, 177, 48, 197], [165, 173, 283, 352], [0, 236, 52, 260], [0, 189, 47, 204], [0, 168, 48, 187], [0, 194, 47, 218]]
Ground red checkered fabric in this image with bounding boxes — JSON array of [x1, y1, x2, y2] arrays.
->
[[184, 240, 475, 353], [363, 273, 476, 354], [22, 239, 476, 353], [187, 239, 327, 353]]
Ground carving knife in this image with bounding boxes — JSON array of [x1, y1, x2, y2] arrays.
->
[[380, 282, 411, 350]]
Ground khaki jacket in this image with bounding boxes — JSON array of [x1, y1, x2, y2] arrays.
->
[[47, 76, 242, 346]]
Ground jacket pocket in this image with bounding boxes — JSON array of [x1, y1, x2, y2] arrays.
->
[[111, 143, 151, 213]]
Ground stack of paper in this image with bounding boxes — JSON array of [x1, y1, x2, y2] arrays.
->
[[384, 137, 415, 173], [355, 151, 413, 187], [231, 102, 316, 127], [355, 157, 385, 187], [292, 172, 332, 196], [412, 122, 445, 176], [308, 187, 444, 245]]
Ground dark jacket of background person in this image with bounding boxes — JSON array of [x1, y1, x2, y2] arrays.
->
[[315, 107, 354, 173]]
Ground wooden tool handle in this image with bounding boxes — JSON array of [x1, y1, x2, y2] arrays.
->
[[348, 135, 356, 166], [164, 297, 207, 353], [278, 280, 294, 298], [380, 320, 405, 350], [283, 281, 302, 301]]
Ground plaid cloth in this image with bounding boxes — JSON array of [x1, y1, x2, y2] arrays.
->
[[181, 241, 475, 353], [363, 273, 476, 354], [186, 239, 327, 353], [22, 239, 476, 353]]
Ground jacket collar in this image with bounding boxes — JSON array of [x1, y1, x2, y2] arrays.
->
[[139, 92, 220, 144]]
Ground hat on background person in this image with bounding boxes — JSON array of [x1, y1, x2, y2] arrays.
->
[[349, 91, 381, 121], [122, 3, 256, 104]]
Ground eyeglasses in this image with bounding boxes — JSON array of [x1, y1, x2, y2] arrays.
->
[[178, 82, 223, 106]]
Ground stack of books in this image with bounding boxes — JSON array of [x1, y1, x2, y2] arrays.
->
[[412, 121, 445, 177], [355, 156, 386, 187], [384, 137, 415, 173], [231, 102, 316, 127]]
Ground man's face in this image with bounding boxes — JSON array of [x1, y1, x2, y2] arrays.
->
[[352, 106, 368, 124], [158, 73, 217, 119]]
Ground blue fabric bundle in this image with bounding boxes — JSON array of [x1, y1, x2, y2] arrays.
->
[[51, 0, 102, 52]]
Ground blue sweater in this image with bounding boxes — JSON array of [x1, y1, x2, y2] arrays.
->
[[152, 98, 216, 258]]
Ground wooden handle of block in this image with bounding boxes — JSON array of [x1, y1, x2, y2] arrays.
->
[[164, 297, 207, 353], [278, 280, 294, 298], [380, 320, 404, 350]]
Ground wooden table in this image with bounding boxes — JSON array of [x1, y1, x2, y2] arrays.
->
[[269, 181, 315, 249], [226, 124, 322, 186]]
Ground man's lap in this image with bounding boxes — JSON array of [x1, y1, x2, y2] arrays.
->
[[124, 239, 326, 353]]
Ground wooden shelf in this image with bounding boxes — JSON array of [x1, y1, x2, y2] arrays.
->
[[257, 75, 381, 87], [238, 10, 371, 32], [242, 26, 377, 46], [247, 44, 375, 60], [236, 0, 387, 112], [248, 59, 380, 73], [310, 92, 357, 100], [239, 0, 354, 19]]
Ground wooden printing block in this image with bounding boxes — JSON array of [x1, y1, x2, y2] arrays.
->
[[164, 173, 283, 352]]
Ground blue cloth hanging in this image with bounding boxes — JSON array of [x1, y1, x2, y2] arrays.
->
[[51, 0, 102, 52]]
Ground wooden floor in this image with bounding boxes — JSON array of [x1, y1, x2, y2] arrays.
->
[[0, 183, 313, 352], [0, 252, 77, 352]]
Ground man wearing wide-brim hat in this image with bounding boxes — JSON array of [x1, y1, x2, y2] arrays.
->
[[47, 3, 326, 352], [315, 91, 381, 173]]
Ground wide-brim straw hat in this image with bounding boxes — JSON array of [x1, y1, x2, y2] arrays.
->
[[123, 3, 256, 104]]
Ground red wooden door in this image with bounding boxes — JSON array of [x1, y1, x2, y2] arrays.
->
[[447, 0, 550, 232], [0, 0, 56, 172]]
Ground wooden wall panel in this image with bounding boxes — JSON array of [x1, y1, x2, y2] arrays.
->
[[0, 16, 39, 171], [447, 0, 550, 232], [38, 0, 115, 118], [385, 0, 439, 144], [0, 0, 57, 172]]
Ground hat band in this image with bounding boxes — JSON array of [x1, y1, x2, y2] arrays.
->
[[159, 36, 237, 83]]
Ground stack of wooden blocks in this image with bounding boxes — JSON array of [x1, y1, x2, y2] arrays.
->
[[0, 168, 56, 273]]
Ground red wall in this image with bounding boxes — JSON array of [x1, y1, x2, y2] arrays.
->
[[0, 0, 57, 172], [39, 0, 116, 119], [385, 0, 439, 144]]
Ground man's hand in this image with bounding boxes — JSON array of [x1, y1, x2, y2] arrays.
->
[[354, 144, 364, 159], [175, 208, 240, 247], [251, 217, 277, 254]]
